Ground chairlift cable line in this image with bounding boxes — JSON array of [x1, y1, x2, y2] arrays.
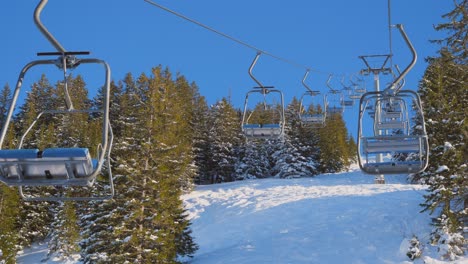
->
[[388, 0, 394, 69], [144, 0, 331, 75]]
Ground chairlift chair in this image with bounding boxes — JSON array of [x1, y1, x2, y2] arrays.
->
[[373, 97, 409, 134], [357, 24, 429, 175], [340, 77, 355, 107], [298, 70, 326, 127], [299, 90, 327, 127], [341, 89, 355, 107], [0, 0, 114, 201], [242, 88, 285, 139], [326, 90, 344, 114], [353, 77, 367, 94], [325, 75, 344, 115], [241, 52, 285, 140]]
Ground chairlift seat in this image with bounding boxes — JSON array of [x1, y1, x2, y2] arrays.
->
[[343, 100, 354, 106], [301, 114, 324, 123], [242, 124, 261, 129], [0, 148, 97, 186], [349, 94, 362, 100], [362, 137, 421, 154], [327, 106, 343, 114], [363, 160, 425, 174], [243, 124, 282, 139], [382, 111, 402, 119], [375, 121, 406, 130], [355, 88, 366, 93], [0, 149, 40, 183], [262, 124, 281, 128]]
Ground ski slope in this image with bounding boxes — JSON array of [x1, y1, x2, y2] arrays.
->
[[182, 166, 465, 264], [17, 166, 466, 263]]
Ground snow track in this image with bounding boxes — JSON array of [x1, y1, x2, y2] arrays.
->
[[182, 169, 464, 264]]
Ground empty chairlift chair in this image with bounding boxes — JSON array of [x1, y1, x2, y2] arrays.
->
[[326, 75, 344, 114], [0, 0, 114, 201], [298, 70, 326, 127], [242, 88, 285, 139], [241, 52, 285, 140], [358, 91, 428, 174], [0, 55, 114, 201], [357, 24, 429, 175]]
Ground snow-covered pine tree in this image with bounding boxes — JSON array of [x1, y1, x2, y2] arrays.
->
[[190, 86, 211, 184], [416, 1, 467, 257], [271, 139, 317, 179], [48, 201, 81, 260], [173, 75, 199, 191], [79, 72, 145, 262], [206, 98, 242, 183], [269, 98, 317, 178], [81, 67, 198, 263], [417, 50, 467, 260], [235, 140, 271, 180]]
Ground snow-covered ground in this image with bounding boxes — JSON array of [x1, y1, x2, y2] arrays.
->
[[17, 166, 467, 263], [182, 166, 466, 264]]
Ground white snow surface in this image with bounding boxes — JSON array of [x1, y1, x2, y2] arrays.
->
[[182, 166, 466, 264], [17, 165, 467, 263]]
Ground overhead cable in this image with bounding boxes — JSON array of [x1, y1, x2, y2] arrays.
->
[[144, 0, 331, 75]]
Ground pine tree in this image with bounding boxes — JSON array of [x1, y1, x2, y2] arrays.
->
[[415, 1, 467, 259], [0, 85, 18, 264], [0, 185, 20, 264], [12, 75, 56, 249], [347, 135, 358, 164], [235, 141, 271, 180], [82, 67, 197, 263], [268, 99, 318, 178], [271, 140, 317, 178], [48, 201, 81, 259], [417, 50, 467, 260], [207, 98, 242, 183], [191, 93, 210, 184], [0, 83, 12, 126], [14, 74, 58, 149], [317, 113, 351, 173], [431, 0, 467, 63]]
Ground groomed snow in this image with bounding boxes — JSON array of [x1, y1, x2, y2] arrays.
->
[[17, 165, 466, 263], [182, 166, 466, 264]]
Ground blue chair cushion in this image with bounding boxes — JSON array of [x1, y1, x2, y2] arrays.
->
[[42, 148, 90, 158], [0, 149, 39, 159]]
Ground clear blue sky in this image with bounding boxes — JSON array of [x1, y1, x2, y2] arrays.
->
[[0, 0, 452, 137]]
